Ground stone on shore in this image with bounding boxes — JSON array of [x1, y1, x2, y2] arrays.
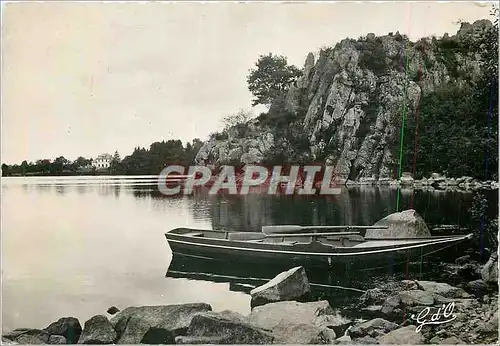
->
[[250, 266, 311, 308], [186, 311, 274, 344], [416, 281, 470, 299], [247, 300, 340, 344], [398, 290, 435, 306], [110, 303, 212, 344], [3, 329, 50, 344], [348, 318, 398, 338], [2, 337, 19, 345], [14, 334, 46, 344], [47, 335, 67, 345], [78, 315, 117, 344], [115, 316, 151, 344], [44, 317, 82, 344], [439, 336, 465, 344], [377, 325, 425, 344], [175, 335, 227, 344], [106, 306, 120, 315], [367, 209, 431, 238], [481, 252, 498, 285]]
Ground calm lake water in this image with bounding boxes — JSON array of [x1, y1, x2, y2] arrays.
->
[[1, 176, 496, 332]]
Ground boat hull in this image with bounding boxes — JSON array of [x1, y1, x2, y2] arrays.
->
[[165, 231, 472, 271]]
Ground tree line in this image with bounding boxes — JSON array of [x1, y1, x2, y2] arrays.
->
[[1, 139, 203, 177]]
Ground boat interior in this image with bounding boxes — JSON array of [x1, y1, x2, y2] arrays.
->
[[170, 228, 367, 247]]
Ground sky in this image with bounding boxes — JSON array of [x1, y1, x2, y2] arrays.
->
[[1, 1, 494, 164]]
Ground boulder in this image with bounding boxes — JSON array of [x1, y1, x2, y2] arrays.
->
[[247, 300, 334, 329], [348, 318, 398, 338], [398, 290, 435, 306], [115, 316, 151, 344], [47, 336, 66, 345], [416, 281, 470, 298], [439, 336, 465, 344], [175, 335, 226, 344], [466, 279, 489, 296], [44, 317, 82, 344], [352, 335, 378, 344], [186, 311, 273, 344], [110, 303, 212, 344], [250, 266, 311, 308], [14, 335, 46, 344], [78, 315, 117, 344], [334, 335, 352, 344], [367, 209, 431, 239], [377, 325, 425, 344], [247, 301, 339, 344], [481, 253, 498, 285], [2, 337, 18, 345], [269, 323, 336, 344], [3, 329, 50, 344]]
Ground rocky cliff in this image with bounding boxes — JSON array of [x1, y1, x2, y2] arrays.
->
[[196, 20, 495, 181]]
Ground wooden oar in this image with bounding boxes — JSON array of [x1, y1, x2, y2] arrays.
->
[[262, 225, 389, 234]]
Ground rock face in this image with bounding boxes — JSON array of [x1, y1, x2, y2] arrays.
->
[[250, 266, 311, 308], [110, 303, 212, 344], [44, 317, 82, 344], [78, 315, 117, 344], [366, 209, 431, 238], [195, 20, 492, 181]]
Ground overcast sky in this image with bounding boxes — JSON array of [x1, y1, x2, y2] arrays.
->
[[1, 1, 493, 164]]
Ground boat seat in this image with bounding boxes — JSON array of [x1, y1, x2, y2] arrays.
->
[[227, 232, 266, 241], [185, 232, 204, 237]]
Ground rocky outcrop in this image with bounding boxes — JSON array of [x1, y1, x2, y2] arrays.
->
[[366, 209, 431, 238], [250, 266, 311, 308], [196, 20, 495, 183]]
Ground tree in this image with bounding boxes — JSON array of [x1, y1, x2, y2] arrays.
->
[[222, 109, 253, 130], [247, 53, 302, 106], [110, 151, 121, 173]]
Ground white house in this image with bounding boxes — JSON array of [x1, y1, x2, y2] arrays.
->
[[93, 153, 112, 169]]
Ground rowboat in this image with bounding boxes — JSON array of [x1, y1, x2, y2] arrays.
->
[[165, 227, 473, 270]]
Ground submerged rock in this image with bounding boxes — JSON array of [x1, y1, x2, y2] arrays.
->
[[367, 209, 431, 238], [250, 266, 311, 308], [44, 317, 82, 344], [77, 315, 117, 344]]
